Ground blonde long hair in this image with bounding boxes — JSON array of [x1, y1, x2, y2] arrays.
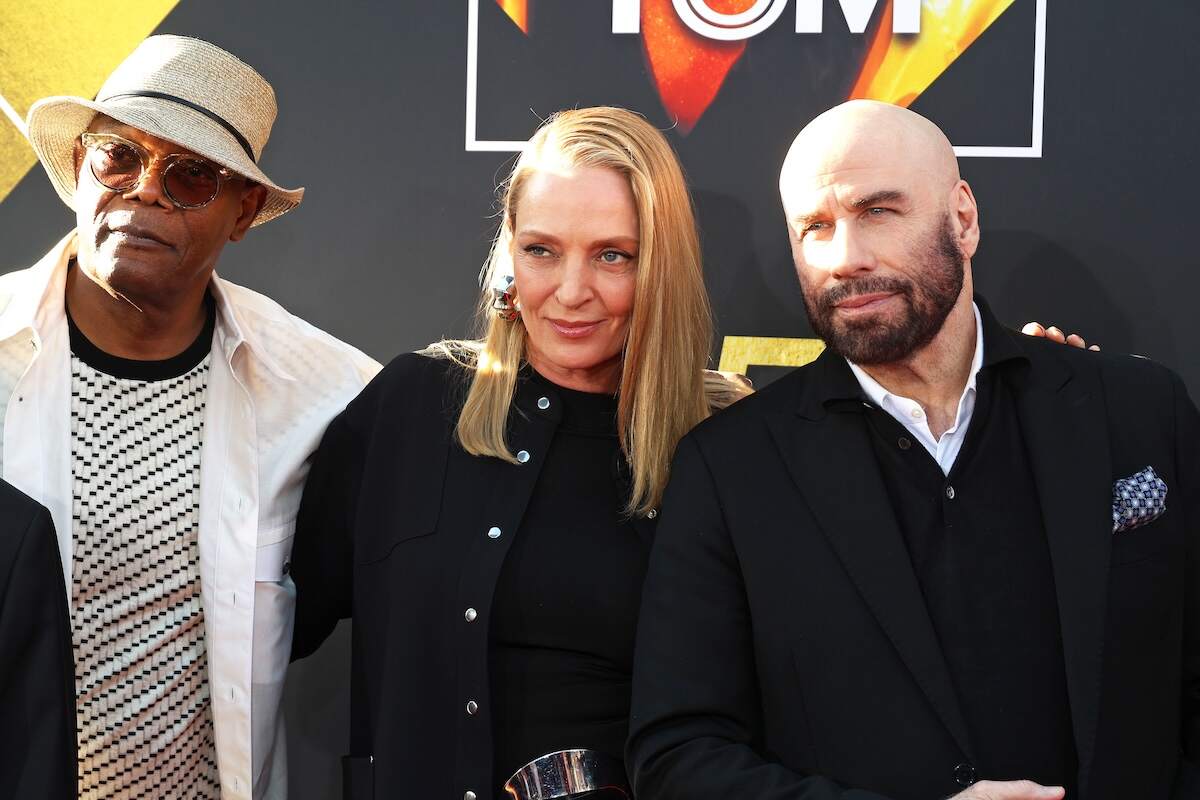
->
[[430, 107, 738, 516]]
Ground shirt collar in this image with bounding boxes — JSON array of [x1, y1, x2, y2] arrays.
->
[[1, 229, 295, 382], [846, 301, 986, 412]]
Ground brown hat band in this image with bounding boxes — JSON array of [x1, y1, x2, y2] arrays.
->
[[100, 90, 256, 161]]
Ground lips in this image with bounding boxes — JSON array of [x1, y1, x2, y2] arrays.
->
[[106, 223, 174, 248], [547, 319, 604, 339], [835, 292, 897, 311]]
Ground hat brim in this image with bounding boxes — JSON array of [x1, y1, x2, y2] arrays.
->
[[25, 95, 304, 227]]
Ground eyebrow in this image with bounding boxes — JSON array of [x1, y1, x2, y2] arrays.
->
[[516, 229, 639, 249], [850, 189, 908, 209]]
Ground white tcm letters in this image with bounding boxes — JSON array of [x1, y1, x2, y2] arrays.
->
[[611, 0, 922, 40]]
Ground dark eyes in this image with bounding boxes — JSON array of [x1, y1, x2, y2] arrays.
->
[[99, 143, 139, 168]]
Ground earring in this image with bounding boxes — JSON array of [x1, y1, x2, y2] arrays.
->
[[491, 272, 520, 321]]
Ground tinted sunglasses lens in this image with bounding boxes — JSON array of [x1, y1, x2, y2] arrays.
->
[[87, 140, 142, 190], [164, 159, 221, 207]]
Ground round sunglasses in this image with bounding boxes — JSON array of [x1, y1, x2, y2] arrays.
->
[[81, 132, 237, 209]]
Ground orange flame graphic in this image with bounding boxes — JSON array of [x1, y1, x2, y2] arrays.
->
[[496, 0, 1020, 132], [496, 0, 529, 33], [850, 0, 1018, 106]]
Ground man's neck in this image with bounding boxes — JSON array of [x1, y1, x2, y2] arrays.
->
[[856, 298, 978, 439], [65, 262, 211, 361]]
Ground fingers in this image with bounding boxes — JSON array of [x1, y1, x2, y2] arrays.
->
[[1021, 322, 1099, 351], [954, 779, 1067, 800], [1021, 322, 1067, 343]]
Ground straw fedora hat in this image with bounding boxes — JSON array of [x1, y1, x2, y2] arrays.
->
[[25, 34, 303, 226]]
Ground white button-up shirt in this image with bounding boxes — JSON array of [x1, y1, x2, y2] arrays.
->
[[0, 232, 381, 800], [847, 303, 984, 475]]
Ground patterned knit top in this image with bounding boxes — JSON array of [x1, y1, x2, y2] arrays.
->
[[68, 299, 220, 800]]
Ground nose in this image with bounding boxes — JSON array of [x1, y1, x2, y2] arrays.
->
[[554, 253, 594, 308], [120, 162, 174, 211], [813, 221, 875, 280]]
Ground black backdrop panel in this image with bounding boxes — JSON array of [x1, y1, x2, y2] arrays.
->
[[1, 2, 1198, 797]]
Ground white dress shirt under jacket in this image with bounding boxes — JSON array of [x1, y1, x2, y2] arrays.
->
[[0, 232, 381, 800], [847, 303, 984, 475]]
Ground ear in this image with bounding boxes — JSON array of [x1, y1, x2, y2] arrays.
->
[[951, 179, 980, 260], [229, 183, 268, 242]]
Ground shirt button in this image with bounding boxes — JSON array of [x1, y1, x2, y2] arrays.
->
[[487, 526, 502, 539], [946, 485, 956, 500], [910, 407, 923, 419], [516, 450, 530, 463], [466, 700, 479, 715], [464, 608, 478, 623], [465, 792, 478, 800], [898, 436, 911, 450], [953, 762, 977, 786], [537, 396, 551, 410]]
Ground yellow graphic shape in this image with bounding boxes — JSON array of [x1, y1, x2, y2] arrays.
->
[[850, 0, 1017, 106], [0, 0, 179, 204], [497, 0, 530, 33], [718, 335, 826, 375]]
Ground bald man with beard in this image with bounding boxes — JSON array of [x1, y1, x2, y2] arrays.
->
[[627, 101, 1200, 800]]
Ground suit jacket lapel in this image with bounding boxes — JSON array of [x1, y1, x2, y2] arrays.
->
[[1009, 331, 1112, 797], [765, 351, 976, 760]]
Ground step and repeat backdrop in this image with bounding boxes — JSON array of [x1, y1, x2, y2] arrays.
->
[[2, 1, 1197, 796]]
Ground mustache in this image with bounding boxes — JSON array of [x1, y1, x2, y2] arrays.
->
[[817, 276, 913, 309]]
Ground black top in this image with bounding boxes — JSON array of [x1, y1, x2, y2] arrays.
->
[[67, 293, 215, 381], [489, 370, 647, 795], [859, 318, 1078, 792]]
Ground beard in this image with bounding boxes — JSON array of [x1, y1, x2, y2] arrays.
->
[[801, 215, 965, 365]]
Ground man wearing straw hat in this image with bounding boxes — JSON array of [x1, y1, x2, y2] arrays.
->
[[0, 35, 379, 799]]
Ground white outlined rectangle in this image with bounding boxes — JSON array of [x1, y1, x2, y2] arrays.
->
[[464, 0, 1047, 158]]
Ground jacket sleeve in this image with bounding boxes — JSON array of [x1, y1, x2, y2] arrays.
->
[[1174, 371, 1200, 797], [290, 408, 366, 661], [0, 506, 77, 799], [627, 435, 895, 800]]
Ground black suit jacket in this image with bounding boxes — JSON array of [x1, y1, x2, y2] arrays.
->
[[0, 479, 76, 799], [628, 309, 1200, 800]]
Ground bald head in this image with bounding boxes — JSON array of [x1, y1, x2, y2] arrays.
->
[[780, 100, 959, 217]]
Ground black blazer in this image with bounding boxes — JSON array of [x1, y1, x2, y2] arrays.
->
[[290, 353, 654, 799], [628, 308, 1200, 800], [0, 479, 76, 799]]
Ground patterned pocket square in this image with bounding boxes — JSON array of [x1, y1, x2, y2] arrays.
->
[[1112, 466, 1168, 534]]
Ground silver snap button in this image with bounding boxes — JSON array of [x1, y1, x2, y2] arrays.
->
[[517, 450, 530, 463], [487, 526, 502, 539], [537, 396, 550, 410], [946, 486, 956, 500], [466, 700, 479, 715], [647, 508, 658, 519], [465, 608, 478, 623], [465, 792, 478, 800]]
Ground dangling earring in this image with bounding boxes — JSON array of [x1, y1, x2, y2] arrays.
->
[[491, 272, 520, 322]]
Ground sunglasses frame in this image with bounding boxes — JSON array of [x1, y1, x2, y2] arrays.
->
[[80, 131, 237, 209]]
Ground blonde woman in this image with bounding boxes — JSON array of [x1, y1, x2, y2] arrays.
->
[[288, 107, 746, 800]]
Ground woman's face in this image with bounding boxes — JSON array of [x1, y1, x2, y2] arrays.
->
[[511, 165, 639, 394]]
